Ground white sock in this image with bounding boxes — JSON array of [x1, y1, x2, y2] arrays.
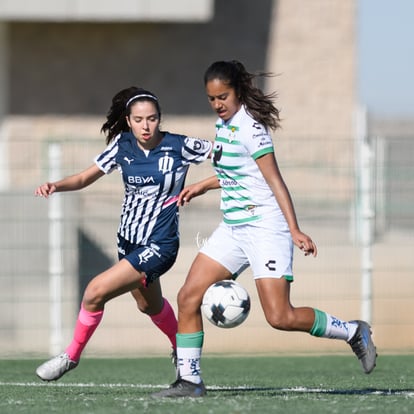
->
[[324, 315, 358, 341], [177, 347, 202, 384]]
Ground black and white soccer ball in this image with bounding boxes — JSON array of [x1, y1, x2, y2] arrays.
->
[[201, 280, 250, 328]]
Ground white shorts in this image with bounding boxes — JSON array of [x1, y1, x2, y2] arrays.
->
[[199, 219, 294, 281]]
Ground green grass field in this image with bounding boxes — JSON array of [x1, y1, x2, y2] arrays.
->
[[1, 355, 413, 413]]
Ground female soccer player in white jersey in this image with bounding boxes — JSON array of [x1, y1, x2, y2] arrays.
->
[[154, 60, 377, 398], [34, 87, 212, 381]]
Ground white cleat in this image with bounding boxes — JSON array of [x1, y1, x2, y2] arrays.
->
[[36, 352, 78, 381]]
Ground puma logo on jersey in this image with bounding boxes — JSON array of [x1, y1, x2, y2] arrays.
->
[[124, 156, 134, 165]]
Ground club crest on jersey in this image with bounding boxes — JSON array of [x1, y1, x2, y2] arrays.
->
[[158, 152, 174, 174], [229, 126, 237, 142]]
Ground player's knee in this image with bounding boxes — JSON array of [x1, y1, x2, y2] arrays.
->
[[265, 312, 293, 331], [83, 282, 106, 308], [136, 301, 151, 314], [136, 298, 163, 315], [176, 287, 190, 309], [177, 285, 201, 313]]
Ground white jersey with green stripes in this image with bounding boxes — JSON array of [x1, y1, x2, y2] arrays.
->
[[212, 105, 284, 225]]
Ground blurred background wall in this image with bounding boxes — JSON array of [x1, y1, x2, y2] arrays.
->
[[0, 0, 412, 358]]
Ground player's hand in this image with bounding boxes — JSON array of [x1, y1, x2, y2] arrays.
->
[[34, 182, 57, 198], [291, 229, 317, 257], [177, 182, 206, 206]]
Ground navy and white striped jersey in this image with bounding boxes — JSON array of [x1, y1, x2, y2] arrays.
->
[[95, 131, 212, 245]]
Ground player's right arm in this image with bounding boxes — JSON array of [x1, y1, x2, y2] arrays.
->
[[35, 164, 105, 198]]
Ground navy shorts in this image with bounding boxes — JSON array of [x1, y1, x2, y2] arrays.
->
[[117, 233, 179, 284]]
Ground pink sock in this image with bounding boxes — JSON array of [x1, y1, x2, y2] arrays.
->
[[65, 304, 104, 362], [150, 298, 178, 349]]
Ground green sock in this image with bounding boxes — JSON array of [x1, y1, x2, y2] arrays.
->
[[177, 331, 204, 348], [310, 308, 327, 337]]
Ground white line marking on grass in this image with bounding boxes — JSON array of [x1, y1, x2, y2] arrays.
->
[[210, 386, 414, 397], [1, 382, 413, 397], [0, 382, 165, 388]]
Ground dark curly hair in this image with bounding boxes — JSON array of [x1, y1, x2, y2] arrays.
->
[[204, 60, 281, 131]]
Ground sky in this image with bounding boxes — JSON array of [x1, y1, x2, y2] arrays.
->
[[358, 0, 414, 118]]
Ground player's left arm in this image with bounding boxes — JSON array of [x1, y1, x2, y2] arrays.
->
[[177, 175, 220, 206], [255, 153, 317, 257]]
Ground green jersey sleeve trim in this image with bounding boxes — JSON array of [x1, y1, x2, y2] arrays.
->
[[252, 147, 274, 160]]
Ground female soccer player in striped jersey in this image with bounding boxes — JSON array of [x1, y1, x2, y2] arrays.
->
[[154, 60, 377, 398], [34, 87, 212, 381]]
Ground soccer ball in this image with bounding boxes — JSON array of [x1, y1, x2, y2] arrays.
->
[[201, 280, 250, 328]]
